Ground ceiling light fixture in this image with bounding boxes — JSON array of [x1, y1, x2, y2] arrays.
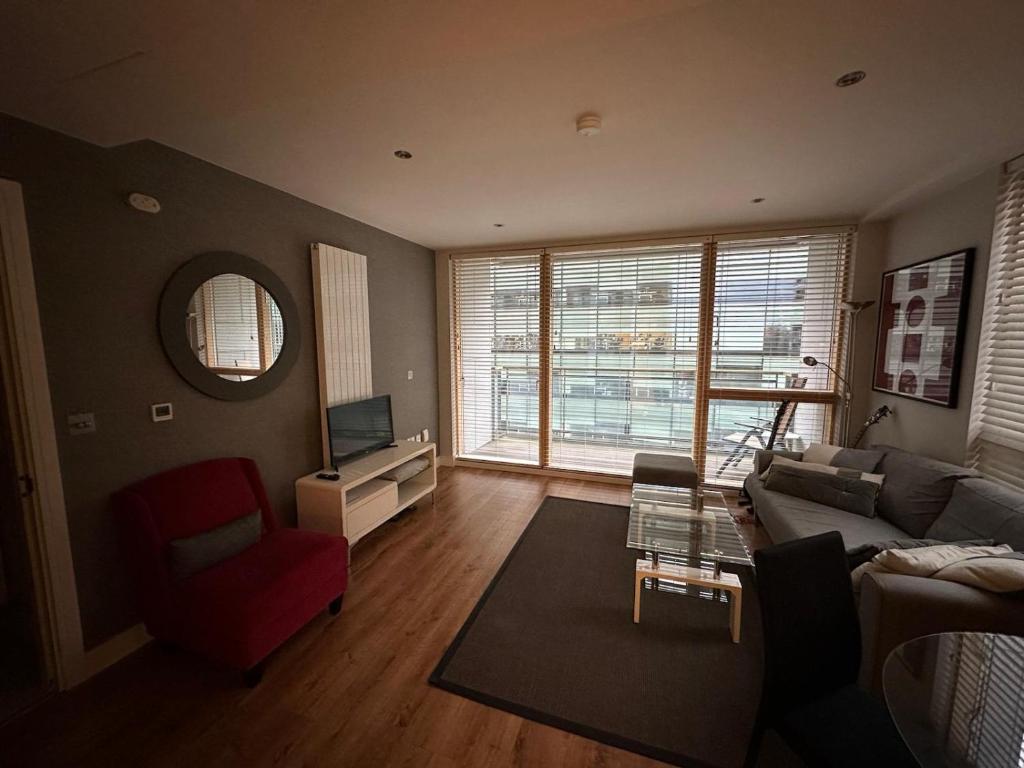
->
[[751, 197, 765, 204], [835, 70, 866, 88], [576, 113, 602, 137], [393, 149, 412, 159]]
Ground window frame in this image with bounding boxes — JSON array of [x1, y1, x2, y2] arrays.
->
[[446, 226, 854, 486]]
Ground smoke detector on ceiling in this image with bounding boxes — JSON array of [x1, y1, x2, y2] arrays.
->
[[127, 192, 161, 214], [576, 114, 602, 137]]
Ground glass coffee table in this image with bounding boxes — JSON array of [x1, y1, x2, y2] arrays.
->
[[627, 483, 753, 642]]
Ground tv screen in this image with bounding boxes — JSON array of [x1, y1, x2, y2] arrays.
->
[[327, 395, 394, 468]]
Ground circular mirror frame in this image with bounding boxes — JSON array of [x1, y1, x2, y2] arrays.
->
[[159, 252, 300, 401]]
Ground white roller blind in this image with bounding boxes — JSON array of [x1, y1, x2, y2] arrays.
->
[[549, 245, 703, 473], [452, 255, 541, 464], [968, 159, 1024, 490]]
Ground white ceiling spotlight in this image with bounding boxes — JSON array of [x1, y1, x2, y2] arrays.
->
[[576, 113, 602, 137]]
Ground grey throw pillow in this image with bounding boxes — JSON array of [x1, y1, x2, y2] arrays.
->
[[802, 443, 884, 473], [926, 478, 1024, 550], [874, 446, 978, 538], [752, 449, 803, 475], [762, 463, 880, 518], [168, 510, 262, 580], [379, 456, 430, 484], [832, 447, 885, 473]]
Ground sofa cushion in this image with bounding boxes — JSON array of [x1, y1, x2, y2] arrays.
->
[[874, 446, 978, 538], [753, 449, 803, 475], [763, 462, 881, 518], [762, 455, 884, 486], [802, 443, 884, 473], [926, 477, 1024, 549], [746, 476, 906, 550], [168, 510, 262, 580], [177, 528, 346, 631]]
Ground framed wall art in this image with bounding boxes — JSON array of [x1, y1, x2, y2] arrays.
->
[[872, 248, 974, 408]]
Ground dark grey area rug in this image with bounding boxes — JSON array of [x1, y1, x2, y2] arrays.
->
[[429, 496, 763, 768]]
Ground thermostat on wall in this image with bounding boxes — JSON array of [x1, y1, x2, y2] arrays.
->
[[151, 403, 173, 422]]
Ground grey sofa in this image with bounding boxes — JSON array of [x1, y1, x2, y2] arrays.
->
[[745, 444, 1024, 693]]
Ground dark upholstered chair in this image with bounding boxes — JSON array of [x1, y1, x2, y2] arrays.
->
[[113, 457, 348, 686], [745, 532, 916, 767]]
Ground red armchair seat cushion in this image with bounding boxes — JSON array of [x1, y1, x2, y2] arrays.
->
[[113, 458, 348, 673], [171, 529, 347, 667]]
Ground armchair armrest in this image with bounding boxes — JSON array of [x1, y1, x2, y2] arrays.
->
[[858, 572, 1024, 695]]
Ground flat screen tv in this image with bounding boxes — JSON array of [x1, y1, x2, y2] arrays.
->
[[326, 395, 394, 468]]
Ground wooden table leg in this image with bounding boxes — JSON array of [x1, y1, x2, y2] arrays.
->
[[633, 573, 642, 623], [729, 588, 742, 643]]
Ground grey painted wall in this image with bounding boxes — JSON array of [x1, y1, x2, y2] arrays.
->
[[854, 169, 1000, 464], [0, 114, 438, 648]]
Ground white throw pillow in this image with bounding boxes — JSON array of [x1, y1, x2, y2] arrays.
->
[[851, 543, 1024, 594], [802, 443, 843, 465]]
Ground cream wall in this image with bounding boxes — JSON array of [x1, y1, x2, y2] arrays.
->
[[857, 168, 1001, 463]]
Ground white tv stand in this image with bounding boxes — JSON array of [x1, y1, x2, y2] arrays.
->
[[296, 442, 436, 546]]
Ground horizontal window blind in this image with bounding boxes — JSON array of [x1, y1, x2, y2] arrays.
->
[[452, 255, 541, 464], [448, 228, 850, 486], [969, 160, 1024, 490], [549, 246, 703, 474], [190, 272, 278, 382], [712, 233, 850, 390]]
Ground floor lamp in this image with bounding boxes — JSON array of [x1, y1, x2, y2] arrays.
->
[[802, 300, 875, 447]]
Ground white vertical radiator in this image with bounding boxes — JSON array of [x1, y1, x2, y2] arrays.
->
[[311, 243, 373, 466]]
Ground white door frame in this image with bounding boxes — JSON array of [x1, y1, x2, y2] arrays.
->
[[0, 179, 86, 688]]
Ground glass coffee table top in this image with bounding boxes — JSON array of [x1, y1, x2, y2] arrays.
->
[[627, 483, 753, 567]]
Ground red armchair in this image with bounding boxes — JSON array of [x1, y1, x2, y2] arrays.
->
[[113, 457, 348, 685]]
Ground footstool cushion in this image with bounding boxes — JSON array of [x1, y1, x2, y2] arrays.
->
[[632, 453, 699, 488]]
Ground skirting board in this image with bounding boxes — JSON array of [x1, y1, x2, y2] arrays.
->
[[79, 623, 151, 683]]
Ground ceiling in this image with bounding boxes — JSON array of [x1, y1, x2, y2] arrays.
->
[[2, 0, 1023, 250]]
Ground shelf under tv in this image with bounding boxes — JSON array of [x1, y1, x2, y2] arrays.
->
[[295, 441, 437, 546]]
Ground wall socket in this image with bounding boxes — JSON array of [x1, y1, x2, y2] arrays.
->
[[407, 370, 414, 380]]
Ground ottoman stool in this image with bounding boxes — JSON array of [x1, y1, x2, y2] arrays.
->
[[631, 453, 699, 489]]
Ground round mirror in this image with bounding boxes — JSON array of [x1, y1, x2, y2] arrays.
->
[[186, 273, 285, 381], [160, 252, 300, 400]]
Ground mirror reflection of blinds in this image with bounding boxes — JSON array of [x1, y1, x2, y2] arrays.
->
[[969, 159, 1024, 491], [934, 634, 1024, 767], [452, 255, 542, 464], [549, 246, 703, 474]]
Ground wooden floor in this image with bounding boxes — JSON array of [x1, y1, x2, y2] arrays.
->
[[464, 437, 756, 488], [0, 467, 768, 768]]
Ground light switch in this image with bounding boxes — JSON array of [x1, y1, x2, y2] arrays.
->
[[407, 370, 414, 380], [68, 412, 96, 435]]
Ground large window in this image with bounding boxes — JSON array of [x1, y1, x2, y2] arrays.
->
[[452, 255, 541, 464], [450, 229, 852, 486], [549, 246, 703, 473], [968, 156, 1024, 491]]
